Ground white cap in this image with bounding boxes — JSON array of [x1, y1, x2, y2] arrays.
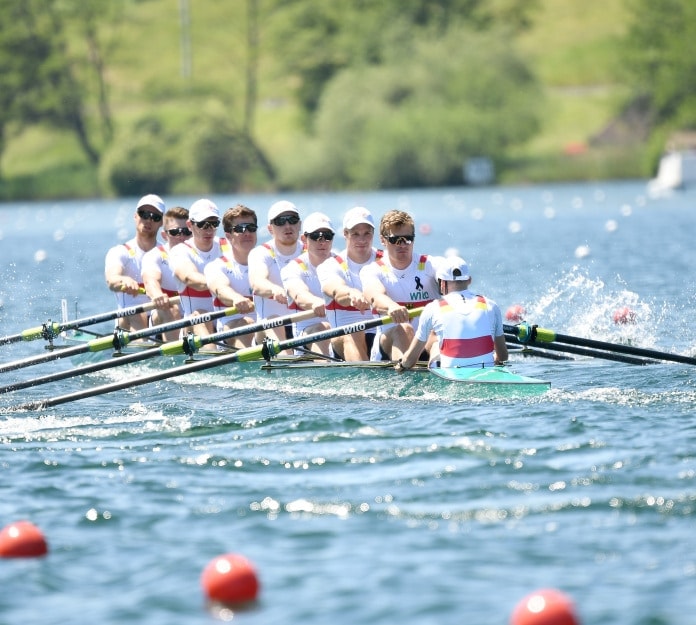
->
[[189, 199, 220, 222], [436, 256, 470, 281], [343, 206, 374, 230], [268, 200, 299, 223], [136, 194, 165, 214], [303, 212, 335, 234]]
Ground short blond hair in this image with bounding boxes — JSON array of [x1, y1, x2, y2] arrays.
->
[[379, 210, 414, 237]]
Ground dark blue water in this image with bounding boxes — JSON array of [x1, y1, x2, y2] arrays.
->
[[1, 181, 695, 624]]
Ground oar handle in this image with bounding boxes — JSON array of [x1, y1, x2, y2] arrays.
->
[[248, 308, 423, 362], [149, 309, 316, 357]]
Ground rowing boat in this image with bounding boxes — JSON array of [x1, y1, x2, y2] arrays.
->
[[2, 307, 555, 410], [64, 331, 550, 389], [430, 364, 551, 388], [256, 360, 551, 397]]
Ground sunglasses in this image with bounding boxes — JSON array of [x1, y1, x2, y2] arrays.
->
[[385, 234, 415, 245], [137, 210, 163, 223], [229, 223, 258, 233], [166, 227, 192, 237], [272, 215, 300, 226], [192, 220, 220, 230], [306, 231, 335, 241]]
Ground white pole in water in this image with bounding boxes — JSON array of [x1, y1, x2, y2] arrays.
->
[[179, 0, 192, 80]]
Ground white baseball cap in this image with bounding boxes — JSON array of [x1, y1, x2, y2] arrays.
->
[[189, 199, 220, 222], [136, 194, 165, 214], [436, 256, 470, 281], [268, 200, 300, 223], [303, 212, 335, 234], [343, 206, 374, 230]]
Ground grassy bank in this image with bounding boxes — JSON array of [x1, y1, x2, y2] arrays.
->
[[0, 0, 646, 201]]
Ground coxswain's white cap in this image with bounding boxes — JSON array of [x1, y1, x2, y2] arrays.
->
[[436, 256, 470, 281]]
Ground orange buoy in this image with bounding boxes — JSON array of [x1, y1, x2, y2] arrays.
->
[[418, 223, 432, 235], [0, 520, 48, 558], [612, 306, 636, 325], [505, 304, 526, 323], [510, 588, 580, 625], [201, 553, 260, 605]]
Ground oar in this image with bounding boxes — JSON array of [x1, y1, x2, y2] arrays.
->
[[0, 298, 177, 347], [505, 333, 659, 365], [505, 322, 696, 366], [506, 342, 574, 361], [0, 302, 236, 375], [0, 310, 315, 395], [9, 310, 421, 411]]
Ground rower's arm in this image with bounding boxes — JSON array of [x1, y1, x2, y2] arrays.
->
[[323, 277, 371, 312], [494, 334, 508, 364]]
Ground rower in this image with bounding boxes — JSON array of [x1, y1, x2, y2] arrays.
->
[[360, 209, 441, 361], [104, 193, 165, 333]]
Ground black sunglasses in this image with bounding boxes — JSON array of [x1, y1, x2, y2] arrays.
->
[[192, 220, 220, 230], [166, 227, 192, 237], [137, 210, 163, 223], [385, 234, 415, 245], [306, 231, 335, 241], [272, 215, 300, 226], [229, 223, 258, 233]]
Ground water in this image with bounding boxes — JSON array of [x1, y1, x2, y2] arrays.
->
[[1, 181, 695, 624]]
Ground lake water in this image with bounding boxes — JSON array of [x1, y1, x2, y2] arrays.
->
[[1, 180, 695, 624]]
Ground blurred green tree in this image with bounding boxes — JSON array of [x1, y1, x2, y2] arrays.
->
[[622, 0, 696, 128], [0, 0, 110, 172], [264, 0, 538, 125], [292, 29, 541, 188]]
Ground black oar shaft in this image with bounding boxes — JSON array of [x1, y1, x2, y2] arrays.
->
[[505, 334, 658, 365], [9, 311, 418, 411], [0, 310, 314, 395], [0, 349, 159, 395], [0, 305, 238, 374], [505, 323, 696, 366]]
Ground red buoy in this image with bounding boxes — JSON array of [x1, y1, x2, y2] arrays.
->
[[506, 304, 526, 323], [0, 521, 48, 558], [612, 306, 636, 325], [201, 553, 260, 605], [510, 588, 580, 625]]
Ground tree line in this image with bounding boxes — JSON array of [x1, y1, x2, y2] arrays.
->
[[0, 0, 693, 195]]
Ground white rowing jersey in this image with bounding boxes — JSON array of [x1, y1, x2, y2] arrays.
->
[[317, 249, 382, 328], [248, 240, 304, 320], [415, 290, 503, 367], [104, 238, 150, 309], [281, 251, 334, 335], [169, 238, 230, 316], [141, 243, 179, 296], [204, 254, 252, 329]]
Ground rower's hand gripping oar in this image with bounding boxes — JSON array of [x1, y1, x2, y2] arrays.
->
[[0, 310, 315, 395], [0, 297, 178, 348], [506, 321, 696, 366], [8, 309, 421, 411]]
